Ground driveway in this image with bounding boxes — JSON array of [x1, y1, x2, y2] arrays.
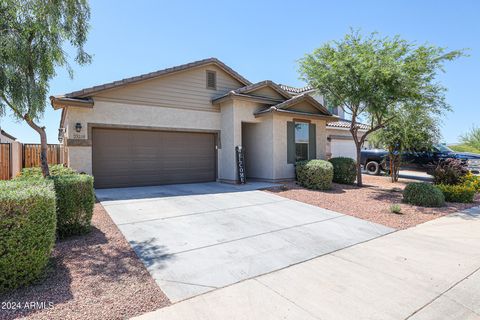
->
[[96, 182, 393, 302]]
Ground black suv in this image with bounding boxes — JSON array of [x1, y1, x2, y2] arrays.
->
[[360, 144, 480, 175]]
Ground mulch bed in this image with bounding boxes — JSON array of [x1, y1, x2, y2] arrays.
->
[[267, 175, 480, 230], [0, 203, 169, 320]]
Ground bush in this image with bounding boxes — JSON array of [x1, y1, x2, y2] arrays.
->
[[52, 174, 95, 238], [403, 182, 445, 207], [0, 180, 56, 292], [17, 164, 76, 179], [329, 157, 357, 185], [296, 160, 334, 190], [436, 184, 476, 203], [390, 204, 402, 214], [462, 173, 480, 193], [432, 158, 469, 185]]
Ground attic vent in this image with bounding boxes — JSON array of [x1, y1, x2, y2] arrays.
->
[[206, 70, 216, 90]]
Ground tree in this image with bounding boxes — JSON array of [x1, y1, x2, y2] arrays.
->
[[461, 126, 480, 150], [0, 0, 91, 177], [370, 104, 441, 182], [299, 30, 463, 186]]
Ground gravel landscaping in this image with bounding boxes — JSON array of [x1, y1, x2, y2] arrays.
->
[[267, 174, 480, 229], [0, 203, 169, 320]]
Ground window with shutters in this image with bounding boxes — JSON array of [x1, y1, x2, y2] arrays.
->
[[206, 70, 217, 90], [295, 122, 309, 161]]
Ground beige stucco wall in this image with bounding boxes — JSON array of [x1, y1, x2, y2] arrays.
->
[[272, 114, 327, 180], [242, 118, 274, 180], [218, 99, 264, 182]]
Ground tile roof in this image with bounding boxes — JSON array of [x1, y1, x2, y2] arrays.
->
[[63, 58, 251, 98], [278, 84, 314, 95], [327, 119, 370, 131]]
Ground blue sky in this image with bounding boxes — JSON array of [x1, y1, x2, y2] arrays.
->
[[1, 0, 479, 143]]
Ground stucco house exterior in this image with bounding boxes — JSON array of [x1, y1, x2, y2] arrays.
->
[[51, 58, 367, 188]]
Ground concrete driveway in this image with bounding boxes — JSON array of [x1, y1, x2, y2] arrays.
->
[[96, 182, 393, 302]]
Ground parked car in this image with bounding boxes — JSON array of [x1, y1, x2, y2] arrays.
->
[[360, 144, 480, 175]]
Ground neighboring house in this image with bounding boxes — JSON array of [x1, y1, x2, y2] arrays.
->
[[0, 128, 17, 143], [51, 58, 345, 188]]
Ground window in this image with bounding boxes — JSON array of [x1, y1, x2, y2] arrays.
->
[[295, 122, 309, 161], [206, 70, 216, 90]]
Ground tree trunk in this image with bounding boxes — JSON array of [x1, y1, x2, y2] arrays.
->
[[355, 144, 363, 187], [25, 117, 50, 177]]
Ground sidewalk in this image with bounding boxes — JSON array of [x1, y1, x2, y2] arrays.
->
[[134, 207, 480, 320]]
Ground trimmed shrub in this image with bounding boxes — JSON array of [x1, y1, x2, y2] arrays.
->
[[296, 160, 334, 190], [432, 158, 468, 185], [403, 182, 445, 207], [0, 180, 56, 292], [17, 164, 76, 179], [52, 174, 95, 238], [436, 184, 476, 203], [329, 157, 357, 185]]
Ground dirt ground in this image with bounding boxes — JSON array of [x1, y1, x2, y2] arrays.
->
[[267, 175, 480, 229]]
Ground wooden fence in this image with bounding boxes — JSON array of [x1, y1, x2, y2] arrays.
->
[[23, 144, 62, 168], [0, 143, 11, 180]]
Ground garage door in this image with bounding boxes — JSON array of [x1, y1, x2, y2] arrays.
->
[[92, 128, 216, 188], [331, 139, 357, 159]]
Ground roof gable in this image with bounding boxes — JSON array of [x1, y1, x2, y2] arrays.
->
[[253, 94, 338, 120], [234, 81, 291, 100], [276, 94, 331, 115], [64, 58, 251, 98]]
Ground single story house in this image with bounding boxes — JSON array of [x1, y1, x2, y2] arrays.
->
[[51, 58, 367, 188]]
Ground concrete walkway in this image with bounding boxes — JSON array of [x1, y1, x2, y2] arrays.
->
[[135, 206, 480, 320], [97, 182, 392, 302]]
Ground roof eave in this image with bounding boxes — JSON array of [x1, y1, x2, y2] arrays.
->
[[50, 96, 94, 110], [254, 107, 339, 121], [212, 92, 283, 105]]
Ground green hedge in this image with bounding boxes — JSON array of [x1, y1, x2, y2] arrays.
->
[[0, 180, 56, 292], [403, 182, 445, 207], [16, 166, 95, 238], [329, 157, 357, 185], [436, 184, 476, 203], [296, 160, 334, 190], [18, 164, 76, 179], [52, 174, 95, 238]]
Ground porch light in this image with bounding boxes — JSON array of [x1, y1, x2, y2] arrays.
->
[[75, 122, 82, 133]]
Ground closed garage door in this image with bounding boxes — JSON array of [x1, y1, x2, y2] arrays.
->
[[92, 128, 216, 188], [331, 139, 357, 159]]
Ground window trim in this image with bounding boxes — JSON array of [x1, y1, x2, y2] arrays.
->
[[206, 70, 217, 90], [294, 121, 310, 161]]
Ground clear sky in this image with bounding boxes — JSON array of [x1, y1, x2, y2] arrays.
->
[[1, 0, 479, 143]]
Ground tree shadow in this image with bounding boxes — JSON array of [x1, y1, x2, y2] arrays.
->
[[129, 238, 174, 269]]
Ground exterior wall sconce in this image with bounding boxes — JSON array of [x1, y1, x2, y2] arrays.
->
[[75, 122, 82, 133]]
